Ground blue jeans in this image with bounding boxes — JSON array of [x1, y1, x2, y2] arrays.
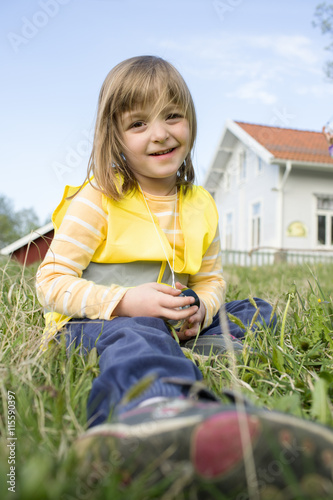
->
[[65, 298, 275, 427]]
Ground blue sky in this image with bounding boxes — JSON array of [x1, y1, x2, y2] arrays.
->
[[1, 0, 332, 222]]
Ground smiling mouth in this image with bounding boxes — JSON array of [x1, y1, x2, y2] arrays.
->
[[150, 148, 175, 156]]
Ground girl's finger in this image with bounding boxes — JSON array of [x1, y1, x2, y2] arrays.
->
[[183, 324, 200, 337], [175, 281, 187, 290], [153, 283, 182, 295], [185, 311, 200, 324], [159, 293, 196, 310], [162, 305, 198, 321]]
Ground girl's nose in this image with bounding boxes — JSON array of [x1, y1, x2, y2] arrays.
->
[[150, 120, 169, 142]]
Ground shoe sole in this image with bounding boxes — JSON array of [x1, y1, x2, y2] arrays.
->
[[74, 402, 333, 498], [183, 335, 245, 356]]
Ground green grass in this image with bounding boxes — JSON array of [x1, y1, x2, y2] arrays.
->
[[0, 258, 333, 499]]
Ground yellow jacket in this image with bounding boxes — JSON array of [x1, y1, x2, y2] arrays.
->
[[40, 182, 220, 342]]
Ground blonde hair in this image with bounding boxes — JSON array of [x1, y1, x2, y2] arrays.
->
[[86, 55, 197, 200]]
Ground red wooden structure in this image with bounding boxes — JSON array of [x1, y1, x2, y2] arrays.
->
[[0, 222, 54, 266]]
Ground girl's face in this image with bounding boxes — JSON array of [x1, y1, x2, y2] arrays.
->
[[120, 104, 191, 195]]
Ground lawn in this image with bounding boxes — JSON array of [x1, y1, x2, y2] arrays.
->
[[0, 258, 332, 499]]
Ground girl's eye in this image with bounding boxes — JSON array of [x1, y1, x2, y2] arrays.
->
[[131, 121, 145, 129], [167, 113, 182, 120]]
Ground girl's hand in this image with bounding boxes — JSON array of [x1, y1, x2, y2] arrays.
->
[[175, 301, 206, 341], [113, 282, 198, 321], [173, 282, 206, 342]]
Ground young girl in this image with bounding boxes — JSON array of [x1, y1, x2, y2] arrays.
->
[[36, 56, 333, 497]]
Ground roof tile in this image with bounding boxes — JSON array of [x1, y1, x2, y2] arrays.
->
[[235, 121, 333, 165]]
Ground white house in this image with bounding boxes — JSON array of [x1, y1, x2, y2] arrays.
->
[[204, 120, 333, 262]]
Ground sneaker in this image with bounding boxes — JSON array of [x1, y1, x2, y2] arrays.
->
[[73, 396, 333, 499], [182, 334, 245, 356]]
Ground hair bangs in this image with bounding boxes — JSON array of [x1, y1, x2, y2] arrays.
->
[[116, 59, 191, 121]]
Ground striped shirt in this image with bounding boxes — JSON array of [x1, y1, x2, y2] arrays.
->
[[36, 184, 225, 329], [143, 191, 225, 328]]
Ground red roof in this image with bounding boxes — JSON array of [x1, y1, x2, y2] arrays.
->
[[235, 121, 333, 165]]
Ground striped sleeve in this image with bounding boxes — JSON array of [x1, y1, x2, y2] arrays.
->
[[36, 183, 127, 321], [188, 226, 226, 329]]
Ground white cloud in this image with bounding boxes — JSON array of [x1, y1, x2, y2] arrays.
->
[[227, 80, 277, 105], [158, 33, 318, 62], [248, 35, 318, 65], [275, 36, 317, 64], [156, 32, 320, 81], [153, 32, 323, 106], [296, 83, 333, 97]]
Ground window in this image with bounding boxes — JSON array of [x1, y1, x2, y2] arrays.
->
[[251, 202, 261, 248], [316, 195, 333, 247], [225, 212, 233, 249], [224, 170, 230, 192], [256, 156, 264, 175], [317, 196, 333, 210], [239, 150, 247, 182]]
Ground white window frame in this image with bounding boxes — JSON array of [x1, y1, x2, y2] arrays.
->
[[223, 169, 231, 192], [224, 211, 234, 250], [250, 200, 262, 249], [315, 195, 333, 248], [238, 150, 247, 184], [316, 211, 333, 247], [256, 156, 264, 176]]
